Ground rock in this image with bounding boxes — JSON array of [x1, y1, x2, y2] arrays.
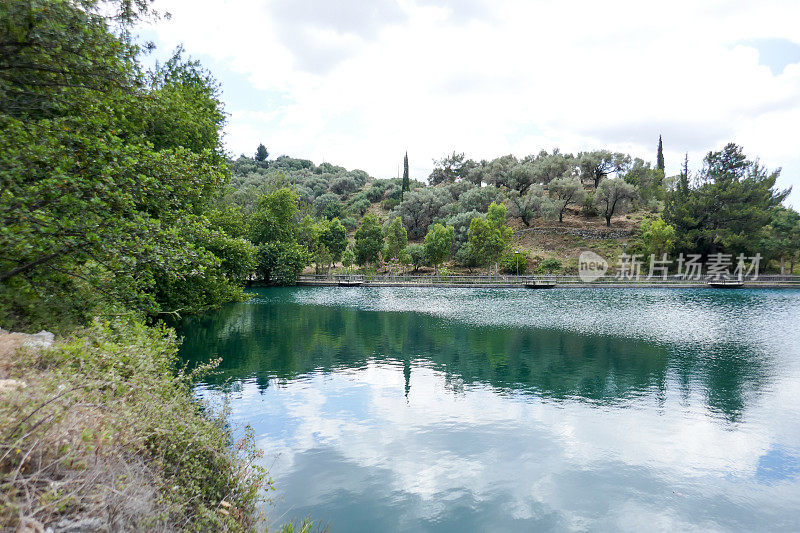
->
[[16, 517, 45, 533], [52, 518, 105, 532], [0, 379, 27, 393], [22, 331, 55, 349]]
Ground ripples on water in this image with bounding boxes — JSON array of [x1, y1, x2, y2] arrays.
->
[[179, 288, 800, 532]]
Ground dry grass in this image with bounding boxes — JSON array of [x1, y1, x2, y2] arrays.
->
[[0, 320, 270, 531]]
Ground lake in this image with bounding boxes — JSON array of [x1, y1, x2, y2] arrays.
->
[[177, 287, 800, 532]]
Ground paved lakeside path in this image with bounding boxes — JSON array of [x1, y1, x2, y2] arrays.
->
[[294, 274, 800, 290]]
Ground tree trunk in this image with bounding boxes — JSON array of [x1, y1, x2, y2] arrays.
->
[[780, 256, 785, 275], [605, 214, 611, 226]]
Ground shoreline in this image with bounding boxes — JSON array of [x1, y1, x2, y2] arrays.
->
[[294, 278, 800, 290]]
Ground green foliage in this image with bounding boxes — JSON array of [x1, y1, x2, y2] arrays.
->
[[0, 319, 270, 530], [314, 193, 343, 220], [318, 218, 348, 263], [663, 144, 789, 256], [406, 243, 426, 272], [391, 187, 453, 239], [456, 186, 504, 213], [402, 152, 410, 193], [578, 150, 631, 188], [623, 158, 665, 206], [255, 143, 269, 162], [656, 135, 665, 171], [549, 176, 587, 222], [467, 202, 513, 272], [384, 217, 409, 261], [641, 218, 676, 258], [764, 206, 800, 272], [255, 242, 309, 286], [595, 178, 636, 226], [341, 246, 356, 269], [536, 257, 562, 273], [500, 250, 529, 274], [429, 152, 474, 185], [354, 213, 383, 266], [507, 185, 557, 226], [249, 188, 310, 284], [0, 0, 250, 329], [424, 224, 455, 272]]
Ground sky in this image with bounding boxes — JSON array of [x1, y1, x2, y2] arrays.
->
[[142, 0, 800, 206]]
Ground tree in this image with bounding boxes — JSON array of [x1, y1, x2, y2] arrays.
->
[[622, 158, 665, 206], [255, 143, 269, 162], [507, 185, 556, 226], [319, 218, 348, 268], [390, 187, 453, 239], [429, 152, 474, 185], [407, 244, 426, 272], [641, 218, 676, 258], [467, 202, 513, 273], [595, 178, 636, 226], [424, 224, 455, 273], [0, 1, 251, 328], [766, 207, 800, 274], [663, 144, 789, 256], [656, 135, 665, 172], [456, 185, 504, 213], [314, 193, 343, 220], [481, 155, 519, 189], [548, 176, 587, 222], [384, 217, 409, 260], [248, 188, 310, 284], [578, 150, 631, 188], [354, 213, 383, 265], [530, 151, 575, 186], [341, 246, 356, 269], [402, 152, 410, 194]]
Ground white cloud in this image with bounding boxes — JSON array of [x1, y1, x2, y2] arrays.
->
[[146, 0, 800, 205]]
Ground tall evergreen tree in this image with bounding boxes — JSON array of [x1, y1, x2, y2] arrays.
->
[[656, 135, 665, 172], [255, 143, 269, 162], [402, 151, 410, 195]]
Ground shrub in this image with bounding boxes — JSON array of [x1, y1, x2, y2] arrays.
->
[[500, 250, 529, 274], [0, 320, 270, 531], [313, 193, 343, 219], [536, 257, 562, 273]]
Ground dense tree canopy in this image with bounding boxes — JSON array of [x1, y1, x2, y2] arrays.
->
[[0, 0, 250, 329], [664, 143, 789, 256]]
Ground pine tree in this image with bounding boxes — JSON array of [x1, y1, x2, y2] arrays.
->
[[402, 151, 410, 194], [656, 135, 665, 172], [255, 143, 269, 162]]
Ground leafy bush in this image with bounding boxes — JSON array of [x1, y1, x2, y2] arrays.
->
[[500, 250, 529, 274], [536, 257, 562, 273], [314, 193, 343, 220]]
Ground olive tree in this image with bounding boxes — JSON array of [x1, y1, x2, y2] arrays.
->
[[507, 185, 557, 226], [548, 176, 587, 222], [595, 178, 636, 226]]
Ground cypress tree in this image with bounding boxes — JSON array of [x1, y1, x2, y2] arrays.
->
[[656, 135, 665, 172], [402, 151, 410, 193]]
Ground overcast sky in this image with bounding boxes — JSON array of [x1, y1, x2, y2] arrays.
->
[[143, 0, 800, 206]]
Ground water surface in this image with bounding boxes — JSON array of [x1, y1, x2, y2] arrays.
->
[[178, 287, 800, 532]]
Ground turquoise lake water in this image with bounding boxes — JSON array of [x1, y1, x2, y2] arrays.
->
[[177, 287, 800, 532]]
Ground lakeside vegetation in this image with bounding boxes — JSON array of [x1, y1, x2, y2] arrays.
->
[[221, 140, 798, 280], [0, 0, 798, 529]]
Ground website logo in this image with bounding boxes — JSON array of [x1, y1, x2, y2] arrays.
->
[[578, 251, 608, 282]]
